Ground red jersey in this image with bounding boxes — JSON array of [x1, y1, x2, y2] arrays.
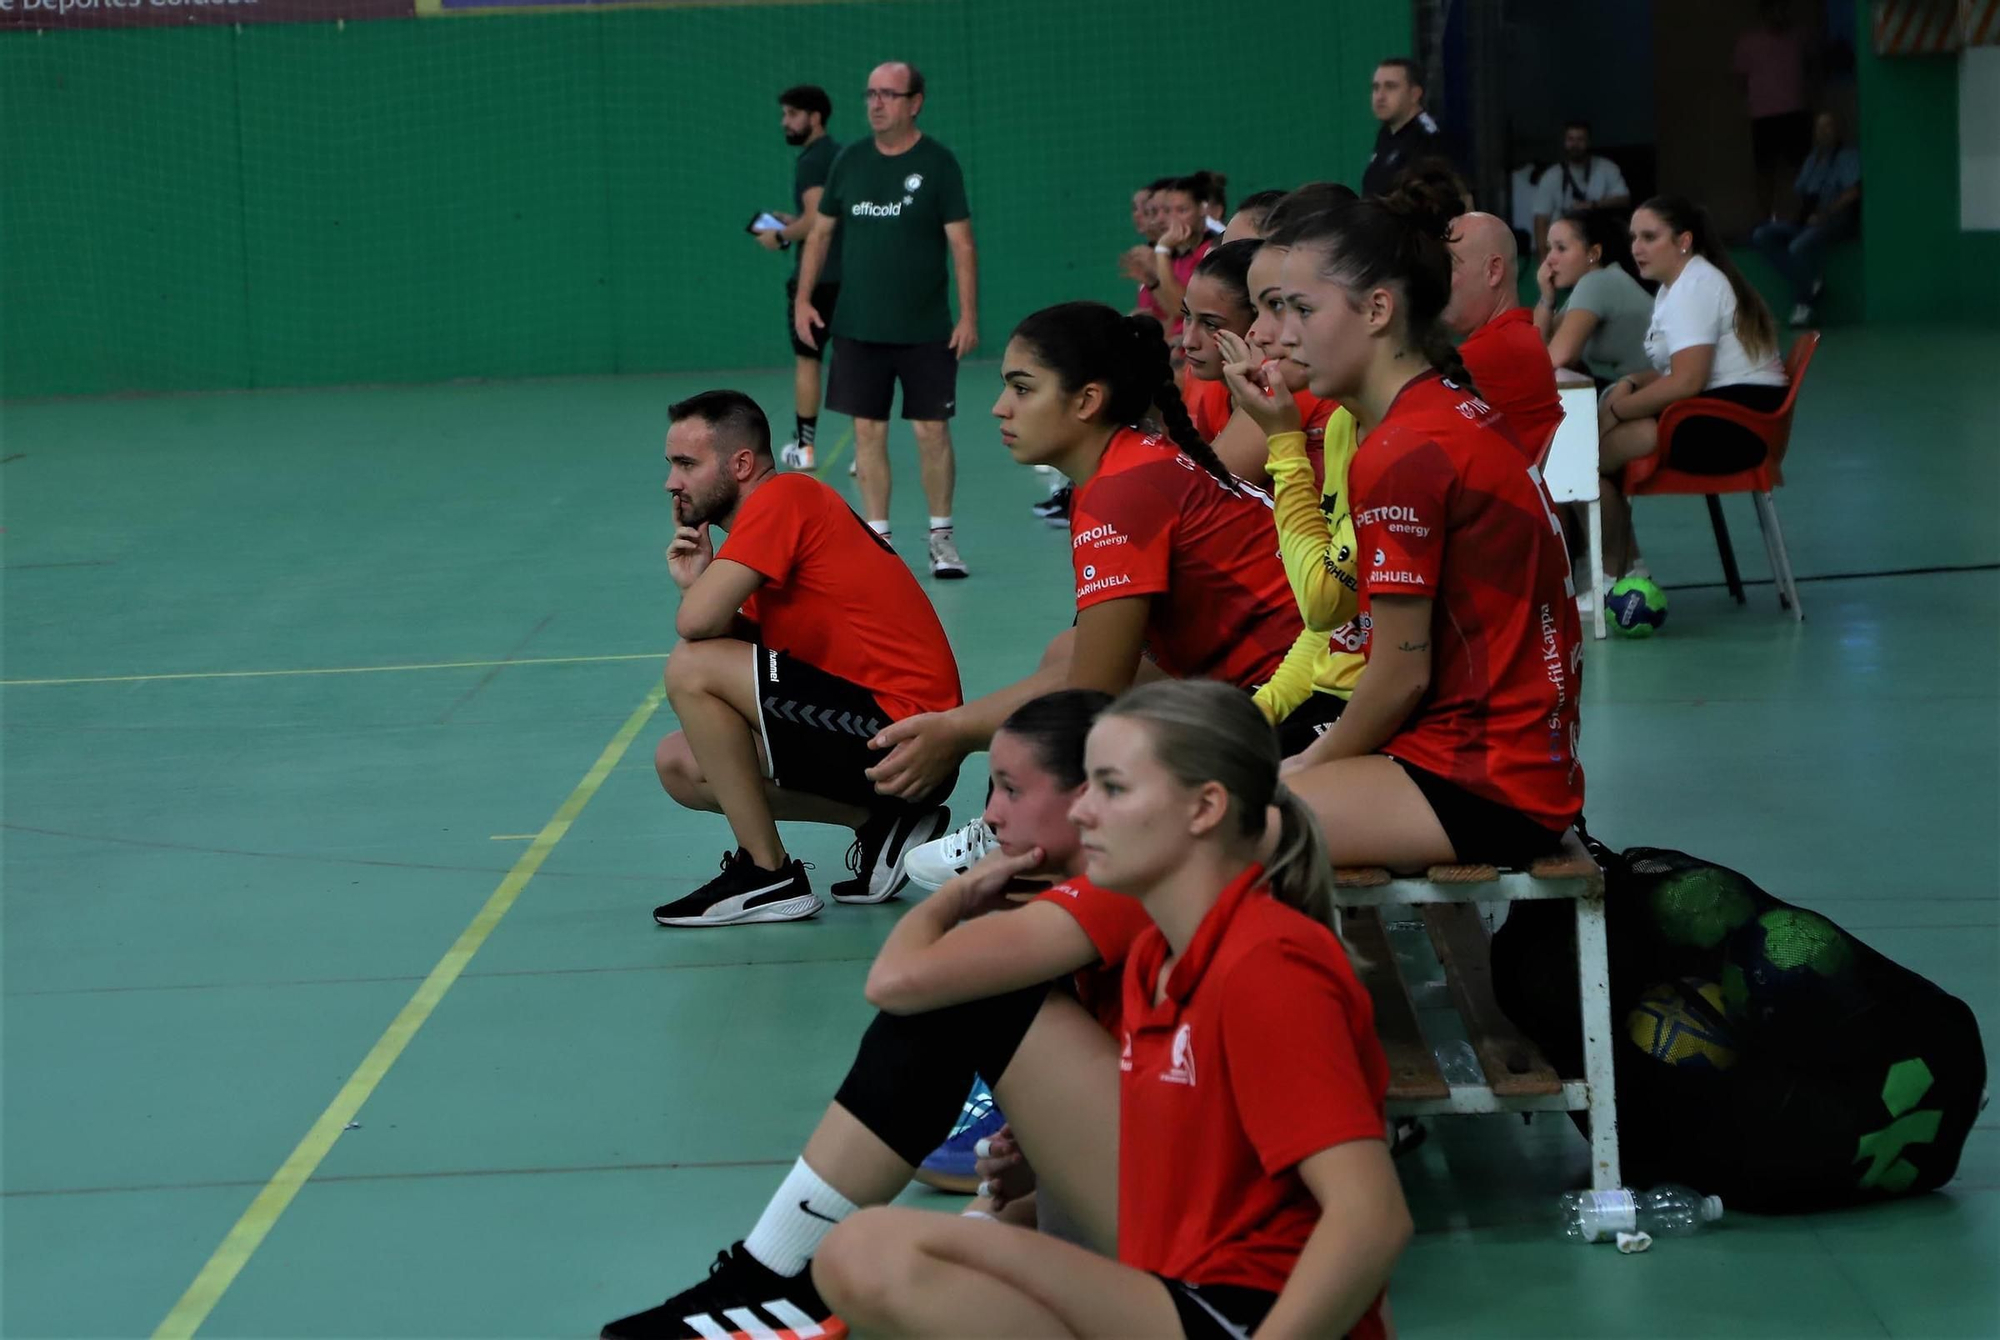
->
[[1182, 375, 1233, 444], [1349, 374, 1584, 832], [720, 473, 962, 721], [1070, 427, 1300, 689], [1034, 876, 1154, 1033], [1184, 379, 1335, 486], [1458, 308, 1563, 460], [1119, 866, 1389, 1338]]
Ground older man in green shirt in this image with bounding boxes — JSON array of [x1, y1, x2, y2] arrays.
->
[[793, 60, 979, 580]]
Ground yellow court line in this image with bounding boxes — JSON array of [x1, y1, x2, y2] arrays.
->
[[152, 682, 667, 1340], [4, 651, 670, 689], [812, 425, 854, 479]]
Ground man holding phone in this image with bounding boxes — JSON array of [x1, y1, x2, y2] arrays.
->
[[652, 390, 962, 928], [752, 85, 842, 470]]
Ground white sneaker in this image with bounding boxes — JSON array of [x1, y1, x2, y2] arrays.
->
[[929, 529, 969, 579], [905, 820, 998, 891], [1788, 302, 1813, 328], [778, 439, 815, 470], [1575, 588, 1597, 615], [848, 457, 858, 477]]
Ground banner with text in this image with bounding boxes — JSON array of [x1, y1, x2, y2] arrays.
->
[[0, 0, 409, 29]]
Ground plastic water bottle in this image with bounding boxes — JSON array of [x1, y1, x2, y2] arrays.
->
[[1559, 1185, 1724, 1243]]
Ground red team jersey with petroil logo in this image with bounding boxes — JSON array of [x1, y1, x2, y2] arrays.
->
[[1348, 374, 1585, 832], [1069, 428, 1299, 689], [1118, 866, 1390, 1337]]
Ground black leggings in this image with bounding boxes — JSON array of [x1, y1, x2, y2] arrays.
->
[[833, 980, 1057, 1167]]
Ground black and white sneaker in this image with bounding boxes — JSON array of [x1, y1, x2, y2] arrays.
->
[[653, 850, 821, 927], [1030, 484, 1072, 526], [830, 805, 952, 904], [601, 1241, 846, 1340]]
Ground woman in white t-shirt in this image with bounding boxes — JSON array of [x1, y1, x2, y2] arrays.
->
[[1595, 195, 1787, 579]]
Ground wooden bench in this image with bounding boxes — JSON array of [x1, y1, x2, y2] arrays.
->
[[1335, 830, 1621, 1192]]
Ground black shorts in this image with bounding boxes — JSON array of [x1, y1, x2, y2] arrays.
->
[[786, 277, 840, 360], [1393, 757, 1568, 868], [1274, 689, 1347, 758], [754, 645, 900, 808], [1750, 110, 1812, 174], [1155, 1278, 1277, 1340], [826, 336, 958, 421], [1668, 382, 1787, 474]]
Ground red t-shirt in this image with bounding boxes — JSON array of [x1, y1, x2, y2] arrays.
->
[[1118, 866, 1389, 1338], [1349, 373, 1585, 832], [1069, 427, 1299, 689], [1458, 308, 1563, 461], [1034, 876, 1154, 1033], [720, 473, 962, 721]]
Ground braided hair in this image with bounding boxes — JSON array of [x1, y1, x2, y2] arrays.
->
[[1266, 174, 1478, 397], [1009, 301, 1242, 493]]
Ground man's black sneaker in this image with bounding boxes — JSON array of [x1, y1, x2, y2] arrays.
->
[[830, 805, 951, 904], [653, 850, 821, 927], [1030, 484, 1072, 526], [601, 1241, 846, 1339]]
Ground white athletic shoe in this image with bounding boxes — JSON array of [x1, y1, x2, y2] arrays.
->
[[929, 529, 969, 579], [905, 819, 999, 891], [1788, 302, 1813, 328], [778, 439, 815, 470], [848, 457, 858, 476]]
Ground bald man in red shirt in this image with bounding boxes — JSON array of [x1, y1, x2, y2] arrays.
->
[[1444, 211, 1563, 461]]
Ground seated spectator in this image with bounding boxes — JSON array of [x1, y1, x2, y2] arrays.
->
[[1178, 239, 1272, 480], [1752, 110, 1861, 326], [1532, 121, 1630, 255], [1120, 178, 1175, 323], [1146, 176, 1215, 336], [1443, 211, 1565, 458], [1598, 196, 1788, 581], [1534, 206, 1653, 384], [1221, 187, 1288, 243], [1192, 168, 1231, 235]]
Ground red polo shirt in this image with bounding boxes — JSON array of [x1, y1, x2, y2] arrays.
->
[[1458, 307, 1562, 460], [1118, 866, 1390, 1336]]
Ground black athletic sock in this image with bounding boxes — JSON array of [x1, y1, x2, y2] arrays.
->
[[797, 414, 819, 447]]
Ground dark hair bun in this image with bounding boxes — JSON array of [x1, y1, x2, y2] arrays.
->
[[1380, 170, 1465, 241]]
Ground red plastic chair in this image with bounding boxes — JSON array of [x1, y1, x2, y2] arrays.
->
[[1621, 331, 1817, 621]]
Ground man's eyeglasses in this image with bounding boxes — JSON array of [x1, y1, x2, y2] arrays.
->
[[864, 88, 914, 103]]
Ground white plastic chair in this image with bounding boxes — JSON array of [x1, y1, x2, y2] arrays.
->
[[1543, 370, 1607, 640]]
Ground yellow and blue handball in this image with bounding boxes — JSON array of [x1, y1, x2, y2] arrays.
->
[[1607, 575, 1669, 637], [1626, 978, 1738, 1070]]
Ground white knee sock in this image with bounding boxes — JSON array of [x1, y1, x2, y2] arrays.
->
[[742, 1158, 859, 1278]]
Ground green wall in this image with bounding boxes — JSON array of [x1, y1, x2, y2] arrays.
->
[[0, 2, 1409, 399], [1852, 9, 1983, 323]]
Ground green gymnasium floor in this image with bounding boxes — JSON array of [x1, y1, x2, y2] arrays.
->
[[3, 326, 1995, 1339]]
